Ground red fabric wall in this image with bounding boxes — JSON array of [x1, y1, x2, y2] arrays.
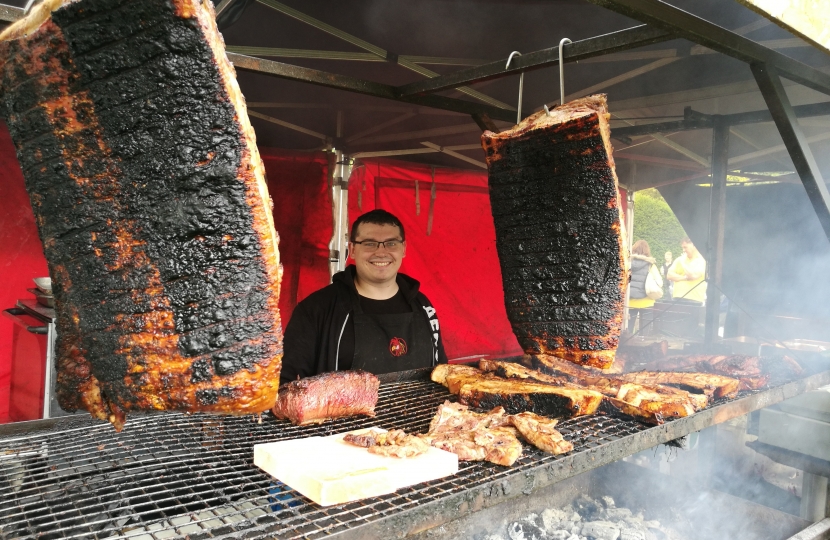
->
[[348, 160, 522, 360], [260, 149, 332, 327], [0, 122, 49, 422]]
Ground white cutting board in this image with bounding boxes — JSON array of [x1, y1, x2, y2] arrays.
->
[[254, 428, 458, 506]]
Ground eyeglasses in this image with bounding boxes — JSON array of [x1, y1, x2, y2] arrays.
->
[[352, 239, 404, 251]]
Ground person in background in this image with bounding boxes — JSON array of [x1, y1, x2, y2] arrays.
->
[[661, 251, 673, 297], [280, 209, 448, 384], [628, 240, 662, 335], [667, 237, 707, 305]]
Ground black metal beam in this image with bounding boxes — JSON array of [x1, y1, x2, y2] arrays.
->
[[227, 53, 517, 123], [752, 63, 830, 242], [396, 25, 673, 97], [587, 0, 830, 97], [611, 100, 830, 139], [704, 116, 728, 345]]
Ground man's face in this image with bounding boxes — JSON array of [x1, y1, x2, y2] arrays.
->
[[349, 222, 406, 286], [682, 241, 697, 258]]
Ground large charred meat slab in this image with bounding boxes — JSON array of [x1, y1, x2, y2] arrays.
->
[[481, 95, 627, 370], [0, 0, 283, 429]]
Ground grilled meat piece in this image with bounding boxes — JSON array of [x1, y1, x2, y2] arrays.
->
[[649, 355, 772, 391], [510, 411, 573, 455], [421, 401, 523, 466], [343, 429, 429, 458], [428, 401, 511, 432], [272, 371, 379, 425], [459, 378, 603, 418], [482, 95, 628, 370], [0, 0, 282, 430], [532, 355, 705, 417], [433, 363, 601, 418], [618, 371, 739, 399], [479, 358, 571, 386], [432, 364, 498, 394], [423, 427, 523, 466]]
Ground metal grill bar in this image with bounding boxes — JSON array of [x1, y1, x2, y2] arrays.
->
[[1, 367, 829, 540]]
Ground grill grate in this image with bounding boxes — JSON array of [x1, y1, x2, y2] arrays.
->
[[0, 371, 820, 540]]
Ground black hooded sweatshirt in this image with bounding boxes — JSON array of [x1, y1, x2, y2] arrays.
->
[[280, 265, 448, 384]]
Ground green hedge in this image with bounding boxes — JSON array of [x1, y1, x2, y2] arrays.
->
[[632, 188, 687, 263]]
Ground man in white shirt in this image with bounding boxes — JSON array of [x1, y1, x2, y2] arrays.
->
[[667, 237, 707, 305]]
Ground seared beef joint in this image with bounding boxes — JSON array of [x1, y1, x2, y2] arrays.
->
[[0, 0, 283, 429], [482, 95, 628, 370], [272, 371, 380, 426]]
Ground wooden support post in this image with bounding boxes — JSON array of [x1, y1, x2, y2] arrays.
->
[[704, 115, 728, 345]]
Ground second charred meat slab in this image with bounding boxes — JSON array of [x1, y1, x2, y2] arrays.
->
[[482, 95, 626, 370]]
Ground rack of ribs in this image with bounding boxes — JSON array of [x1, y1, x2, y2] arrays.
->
[[480, 358, 681, 424], [481, 95, 628, 370], [433, 364, 603, 418], [0, 0, 282, 429], [618, 371, 739, 399], [273, 371, 379, 426]]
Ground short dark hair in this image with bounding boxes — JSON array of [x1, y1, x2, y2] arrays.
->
[[350, 209, 405, 242], [681, 236, 692, 245]]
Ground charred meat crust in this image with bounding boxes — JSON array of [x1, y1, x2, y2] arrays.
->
[[272, 370, 380, 425], [0, 0, 282, 428], [482, 95, 627, 370]]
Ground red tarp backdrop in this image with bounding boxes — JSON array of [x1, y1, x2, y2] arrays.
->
[[347, 159, 522, 360], [0, 122, 49, 422]]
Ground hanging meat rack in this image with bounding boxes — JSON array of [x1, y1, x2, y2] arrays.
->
[[1, 360, 829, 540]]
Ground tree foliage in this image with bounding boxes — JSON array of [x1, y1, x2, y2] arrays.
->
[[632, 188, 687, 263]]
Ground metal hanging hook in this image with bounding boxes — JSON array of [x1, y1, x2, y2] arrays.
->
[[558, 37, 571, 107], [506, 51, 523, 125], [545, 37, 572, 116]]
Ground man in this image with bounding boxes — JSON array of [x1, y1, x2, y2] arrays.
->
[[667, 237, 707, 305], [280, 209, 448, 384]]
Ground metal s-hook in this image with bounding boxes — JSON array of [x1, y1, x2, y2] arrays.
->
[[558, 37, 571, 107], [545, 38, 572, 116], [506, 51, 523, 125]]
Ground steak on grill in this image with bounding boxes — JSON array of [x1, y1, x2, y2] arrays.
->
[[481, 95, 627, 370], [459, 378, 603, 417], [531, 355, 705, 416], [421, 402, 523, 466], [432, 364, 602, 418], [618, 371, 740, 399], [510, 411, 573, 455], [479, 358, 670, 423], [0, 0, 283, 429], [272, 370, 379, 425]]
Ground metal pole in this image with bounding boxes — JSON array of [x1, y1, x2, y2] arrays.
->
[[328, 148, 343, 280], [704, 115, 729, 345], [623, 188, 634, 334]]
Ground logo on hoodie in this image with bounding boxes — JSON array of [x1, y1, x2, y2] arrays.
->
[[389, 337, 408, 357]]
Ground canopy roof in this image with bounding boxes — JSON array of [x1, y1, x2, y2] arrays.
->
[[201, 0, 830, 192]]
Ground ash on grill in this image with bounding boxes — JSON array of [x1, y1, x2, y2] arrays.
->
[[500, 496, 676, 540]]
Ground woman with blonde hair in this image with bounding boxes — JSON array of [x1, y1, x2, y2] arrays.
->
[[628, 239, 663, 335]]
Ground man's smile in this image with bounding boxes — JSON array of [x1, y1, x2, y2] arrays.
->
[[370, 260, 393, 267]]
